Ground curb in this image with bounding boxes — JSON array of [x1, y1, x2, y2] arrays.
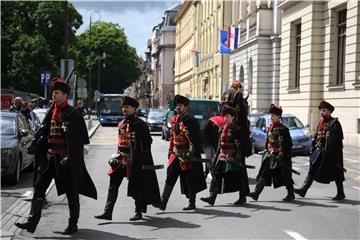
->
[[0, 117, 100, 239]]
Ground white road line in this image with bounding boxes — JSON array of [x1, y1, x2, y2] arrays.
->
[[285, 230, 308, 240], [346, 168, 360, 174], [352, 186, 360, 191], [22, 191, 32, 197], [344, 157, 360, 163]]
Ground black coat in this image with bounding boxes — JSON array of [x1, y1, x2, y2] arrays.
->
[[257, 123, 293, 188], [213, 124, 250, 194], [127, 116, 161, 205], [313, 118, 344, 184], [178, 115, 207, 196], [36, 105, 97, 199]]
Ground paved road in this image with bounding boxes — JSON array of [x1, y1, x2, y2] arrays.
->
[[7, 125, 360, 239], [1, 116, 97, 213]]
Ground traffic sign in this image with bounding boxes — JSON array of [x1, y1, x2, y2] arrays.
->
[[40, 71, 51, 87], [77, 88, 88, 98]]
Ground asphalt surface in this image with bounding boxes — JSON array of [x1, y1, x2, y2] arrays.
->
[[5, 125, 360, 239]]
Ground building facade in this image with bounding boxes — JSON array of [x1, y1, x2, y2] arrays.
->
[[174, 1, 195, 97], [229, 0, 282, 113], [151, 4, 181, 108], [174, 0, 232, 100], [279, 0, 360, 147]]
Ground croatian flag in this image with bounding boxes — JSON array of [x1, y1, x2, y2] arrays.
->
[[227, 27, 239, 50], [220, 30, 231, 55]]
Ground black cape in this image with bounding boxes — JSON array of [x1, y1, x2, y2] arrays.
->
[[257, 123, 293, 188], [176, 115, 207, 196], [127, 116, 161, 205], [313, 118, 344, 184], [37, 105, 97, 199]]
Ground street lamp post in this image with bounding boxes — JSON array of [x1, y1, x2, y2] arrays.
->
[[88, 11, 101, 107], [98, 51, 106, 93], [64, 1, 69, 79]]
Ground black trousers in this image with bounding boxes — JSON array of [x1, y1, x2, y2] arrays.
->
[[33, 155, 79, 224], [165, 158, 197, 200], [105, 166, 126, 211]]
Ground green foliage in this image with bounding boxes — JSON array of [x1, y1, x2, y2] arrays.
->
[[1, 1, 140, 96], [1, 1, 82, 95], [76, 22, 141, 93]]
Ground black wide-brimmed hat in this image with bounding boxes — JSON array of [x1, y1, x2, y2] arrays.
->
[[122, 96, 139, 108], [53, 80, 70, 95], [269, 103, 282, 116], [174, 95, 190, 106], [318, 100, 334, 113]]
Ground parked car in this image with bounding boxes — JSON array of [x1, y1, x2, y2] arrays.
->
[[136, 108, 149, 121], [251, 113, 312, 156], [162, 110, 175, 141], [1, 111, 35, 184], [147, 108, 168, 132], [28, 111, 41, 132], [33, 108, 49, 123], [249, 112, 267, 131]]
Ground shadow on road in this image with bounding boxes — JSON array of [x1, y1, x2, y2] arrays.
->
[[213, 202, 291, 212], [296, 197, 360, 206], [267, 199, 339, 208], [98, 215, 200, 231], [30, 228, 143, 240], [156, 207, 251, 220]]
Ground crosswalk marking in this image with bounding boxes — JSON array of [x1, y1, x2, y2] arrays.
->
[[285, 230, 308, 240]]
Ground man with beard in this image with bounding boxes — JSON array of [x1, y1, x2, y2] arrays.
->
[[201, 106, 249, 205], [248, 104, 295, 201], [15, 80, 97, 234], [294, 100, 345, 200], [94, 96, 161, 221], [155, 95, 206, 211]]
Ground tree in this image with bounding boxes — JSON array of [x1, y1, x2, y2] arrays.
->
[[7, 34, 55, 93], [1, 1, 82, 95], [75, 22, 141, 94]]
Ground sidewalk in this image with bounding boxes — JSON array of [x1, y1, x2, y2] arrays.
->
[[0, 116, 100, 240]]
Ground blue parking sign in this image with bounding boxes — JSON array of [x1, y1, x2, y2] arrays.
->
[[40, 71, 51, 87]]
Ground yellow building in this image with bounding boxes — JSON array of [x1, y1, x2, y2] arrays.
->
[[279, 0, 360, 147], [174, 0, 232, 99]]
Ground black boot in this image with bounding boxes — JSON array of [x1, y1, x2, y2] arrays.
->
[[63, 193, 79, 235], [129, 203, 142, 221], [142, 204, 147, 213], [200, 178, 217, 206], [94, 186, 118, 220], [294, 173, 314, 197], [63, 220, 78, 235], [183, 198, 196, 210], [247, 177, 266, 201], [283, 185, 295, 201], [200, 193, 217, 206], [155, 183, 174, 211], [234, 191, 247, 205], [332, 180, 345, 200], [15, 198, 44, 233]]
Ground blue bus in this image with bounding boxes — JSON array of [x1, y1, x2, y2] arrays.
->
[[97, 93, 126, 126]]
